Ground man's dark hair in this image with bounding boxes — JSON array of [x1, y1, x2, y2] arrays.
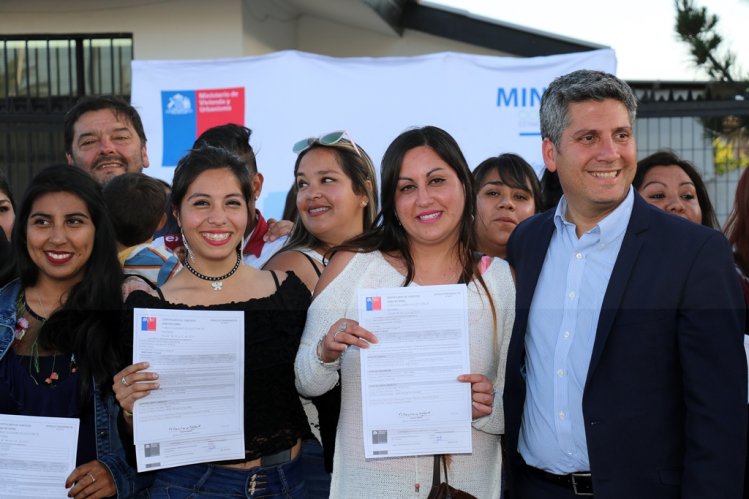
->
[[103, 173, 167, 247], [540, 70, 637, 148], [64, 96, 147, 154], [192, 124, 257, 175]]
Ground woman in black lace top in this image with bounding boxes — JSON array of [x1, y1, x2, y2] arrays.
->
[[112, 146, 311, 498]]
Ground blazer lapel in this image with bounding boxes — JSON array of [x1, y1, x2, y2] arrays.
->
[[507, 212, 556, 371], [518, 212, 556, 313], [586, 193, 649, 383]]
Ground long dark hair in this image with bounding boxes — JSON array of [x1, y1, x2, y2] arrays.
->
[[339, 126, 478, 285], [12, 165, 124, 404]]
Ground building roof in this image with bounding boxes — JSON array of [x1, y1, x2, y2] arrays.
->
[[283, 0, 607, 57], [401, 1, 608, 56]]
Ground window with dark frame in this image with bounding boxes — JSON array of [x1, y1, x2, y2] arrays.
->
[[0, 33, 133, 199]]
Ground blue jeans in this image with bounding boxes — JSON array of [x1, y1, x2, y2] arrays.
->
[[300, 440, 330, 499], [148, 454, 306, 498]]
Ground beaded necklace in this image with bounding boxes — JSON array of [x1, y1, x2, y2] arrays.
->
[[183, 247, 242, 291]]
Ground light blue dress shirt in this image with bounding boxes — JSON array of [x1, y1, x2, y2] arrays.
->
[[518, 188, 634, 474]]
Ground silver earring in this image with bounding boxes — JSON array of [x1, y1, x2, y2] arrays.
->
[[181, 229, 195, 263]]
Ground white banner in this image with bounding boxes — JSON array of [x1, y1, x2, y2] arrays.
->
[[132, 49, 616, 218]]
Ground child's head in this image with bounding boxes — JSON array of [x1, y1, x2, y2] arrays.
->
[[103, 173, 168, 247]]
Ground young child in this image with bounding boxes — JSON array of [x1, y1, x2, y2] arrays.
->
[[103, 173, 180, 286]]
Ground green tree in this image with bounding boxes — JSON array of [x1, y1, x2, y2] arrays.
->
[[674, 0, 738, 82]]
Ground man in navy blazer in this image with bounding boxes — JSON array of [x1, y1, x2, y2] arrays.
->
[[503, 70, 747, 498]]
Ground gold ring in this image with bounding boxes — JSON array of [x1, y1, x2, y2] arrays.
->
[[88, 472, 96, 484]]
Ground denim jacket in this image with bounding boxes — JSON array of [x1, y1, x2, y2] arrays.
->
[[0, 278, 149, 498]]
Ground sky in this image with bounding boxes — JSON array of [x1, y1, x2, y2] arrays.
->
[[427, 0, 749, 81]]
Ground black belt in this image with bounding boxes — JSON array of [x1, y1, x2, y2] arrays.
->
[[525, 464, 594, 496], [260, 448, 292, 467], [218, 447, 294, 467]]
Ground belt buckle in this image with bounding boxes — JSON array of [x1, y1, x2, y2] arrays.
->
[[571, 473, 593, 496]]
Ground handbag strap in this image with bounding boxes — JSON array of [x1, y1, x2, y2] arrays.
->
[[431, 455, 450, 486], [432, 455, 441, 488]]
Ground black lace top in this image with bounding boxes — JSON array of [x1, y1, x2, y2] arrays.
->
[[125, 271, 311, 461]]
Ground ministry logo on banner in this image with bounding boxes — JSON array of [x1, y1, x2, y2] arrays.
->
[[161, 87, 245, 166]]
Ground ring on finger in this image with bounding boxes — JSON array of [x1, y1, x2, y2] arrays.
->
[[337, 321, 347, 333], [121, 376, 129, 387], [333, 330, 343, 343], [88, 472, 96, 484]]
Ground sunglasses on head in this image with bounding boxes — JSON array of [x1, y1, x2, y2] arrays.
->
[[292, 130, 361, 157]]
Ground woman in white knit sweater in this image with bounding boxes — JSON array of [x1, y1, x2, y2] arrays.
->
[[295, 126, 515, 498]]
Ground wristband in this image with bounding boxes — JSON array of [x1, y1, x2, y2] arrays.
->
[[316, 336, 341, 368]]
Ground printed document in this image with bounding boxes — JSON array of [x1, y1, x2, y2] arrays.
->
[[132, 308, 245, 471], [0, 414, 79, 498], [357, 284, 472, 459]]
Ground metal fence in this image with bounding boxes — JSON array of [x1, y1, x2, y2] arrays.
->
[[634, 81, 749, 226], [0, 33, 132, 200], [1, 48, 748, 226]]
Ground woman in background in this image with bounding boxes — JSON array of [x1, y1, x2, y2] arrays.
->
[[473, 153, 542, 259], [723, 164, 749, 496], [0, 171, 15, 241], [0, 171, 17, 286], [633, 150, 718, 228], [265, 131, 378, 291], [263, 130, 378, 496]]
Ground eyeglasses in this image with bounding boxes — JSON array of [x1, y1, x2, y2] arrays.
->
[[292, 130, 361, 157]]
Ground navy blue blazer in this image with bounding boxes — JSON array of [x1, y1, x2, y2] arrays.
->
[[504, 192, 747, 499]]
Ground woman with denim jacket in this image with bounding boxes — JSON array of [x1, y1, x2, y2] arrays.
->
[[0, 165, 143, 498]]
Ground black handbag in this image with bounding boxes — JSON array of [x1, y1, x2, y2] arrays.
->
[[426, 455, 478, 499]]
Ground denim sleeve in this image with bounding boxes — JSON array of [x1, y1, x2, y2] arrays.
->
[[96, 386, 154, 497], [98, 451, 154, 498]]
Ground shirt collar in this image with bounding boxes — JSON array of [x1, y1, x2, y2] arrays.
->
[[242, 210, 269, 257], [553, 187, 634, 245]]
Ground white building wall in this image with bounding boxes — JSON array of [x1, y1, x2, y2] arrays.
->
[[0, 0, 510, 60], [0, 0, 246, 60], [242, 0, 298, 54]]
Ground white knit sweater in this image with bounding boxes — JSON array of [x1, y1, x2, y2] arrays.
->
[[295, 251, 515, 498]]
